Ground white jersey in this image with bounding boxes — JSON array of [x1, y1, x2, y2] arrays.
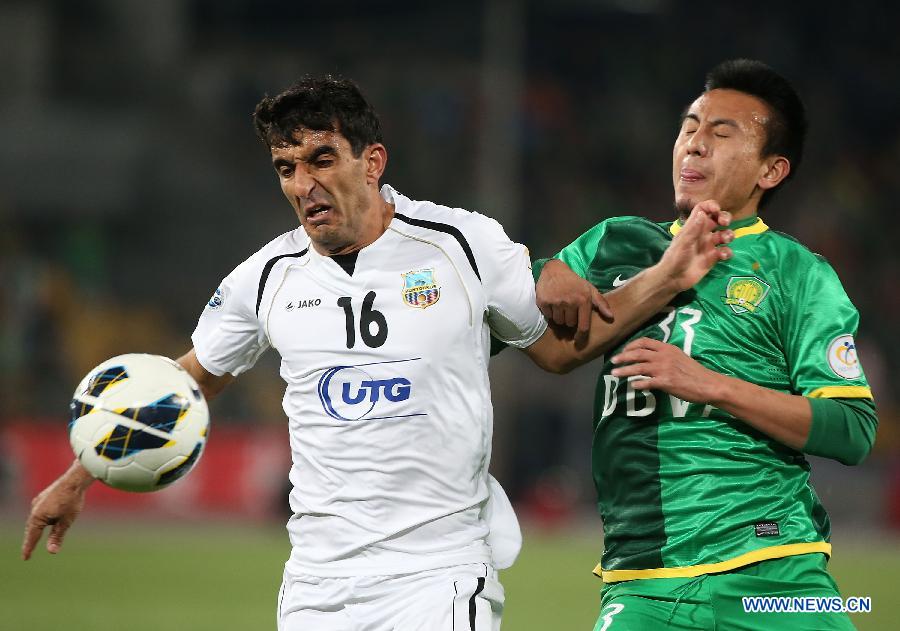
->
[[192, 185, 546, 576]]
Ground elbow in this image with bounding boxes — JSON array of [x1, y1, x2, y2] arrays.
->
[[533, 354, 576, 375], [549, 361, 575, 375], [838, 436, 875, 466]]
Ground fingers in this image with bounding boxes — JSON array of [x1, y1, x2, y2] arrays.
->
[[712, 229, 734, 246], [549, 305, 569, 328], [614, 337, 665, 357], [21, 520, 45, 561], [692, 200, 732, 227], [693, 199, 721, 218], [592, 289, 614, 322], [46, 520, 71, 555], [576, 299, 592, 339], [610, 348, 656, 368], [677, 206, 714, 241]]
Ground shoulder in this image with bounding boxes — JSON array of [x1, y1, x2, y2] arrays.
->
[[230, 228, 310, 281], [755, 229, 850, 303], [214, 228, 309, 313], [385, 185, 516, 283], [757, 228, 834, 271], [385, 184, 500, 237], [557, 215, 669, 270], [566, 215, 668, 247]]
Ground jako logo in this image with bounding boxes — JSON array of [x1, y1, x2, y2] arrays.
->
[[286, 298, 322, 311], [317, 358, 426, 421]]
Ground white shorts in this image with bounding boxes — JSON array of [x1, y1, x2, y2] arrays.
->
[[277, 562, 503, 631]]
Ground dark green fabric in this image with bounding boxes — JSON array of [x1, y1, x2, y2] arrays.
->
[[805, 397, 877, 465]]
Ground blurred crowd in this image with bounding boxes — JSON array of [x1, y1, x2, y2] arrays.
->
[[1, 1, 898, 517]]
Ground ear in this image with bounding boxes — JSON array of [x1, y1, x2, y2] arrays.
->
[[364, 143, 388, 185], [758, 156, 790, 191]]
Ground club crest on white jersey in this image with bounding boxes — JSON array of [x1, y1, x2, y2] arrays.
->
[[402, 269, 440, 308]]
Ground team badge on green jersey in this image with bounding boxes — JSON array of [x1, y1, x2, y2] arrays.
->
[[722, 276, 770, 314], [402, 269, 441, 309]]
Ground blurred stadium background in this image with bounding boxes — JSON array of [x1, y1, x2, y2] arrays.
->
[[1, 1, 899, 629]]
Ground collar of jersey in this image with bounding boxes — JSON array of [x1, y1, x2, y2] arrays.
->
[[669, 214, 768, 239]]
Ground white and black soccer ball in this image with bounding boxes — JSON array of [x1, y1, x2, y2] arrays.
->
[[68, 353, 209, 492]]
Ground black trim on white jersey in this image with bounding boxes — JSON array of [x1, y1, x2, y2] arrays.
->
[[331, 251, 359, 277], [469, 577, 486, 630], [394, 213, 481, 281], [256, 248, 309, 316]]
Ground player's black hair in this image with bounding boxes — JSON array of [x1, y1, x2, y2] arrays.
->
[[704, 59, 807, 208], [253, 75, 383, 157]]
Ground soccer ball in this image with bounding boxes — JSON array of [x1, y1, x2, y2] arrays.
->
[[68, 353, 209, 492]]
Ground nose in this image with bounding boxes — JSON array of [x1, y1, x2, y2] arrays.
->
[[685, 129, 708, 157], [286, 168, 316, 199]]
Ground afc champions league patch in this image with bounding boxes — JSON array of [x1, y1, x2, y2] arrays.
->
[[827, 334, 862, 379], [401, 269, 440, 309], [722, 276, 770, 314], [207, 286, 227, 310]]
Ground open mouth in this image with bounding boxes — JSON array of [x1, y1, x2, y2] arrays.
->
[[305, 204, 332, 221]]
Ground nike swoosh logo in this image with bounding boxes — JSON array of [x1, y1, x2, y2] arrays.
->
[[612, 274, 628, 287]]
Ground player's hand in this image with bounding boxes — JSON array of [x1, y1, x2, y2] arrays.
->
[[536, 259, 613, 344], [659, 200, 733, 291], [22, 461, 95, 560], [610, 337, 723, 402]]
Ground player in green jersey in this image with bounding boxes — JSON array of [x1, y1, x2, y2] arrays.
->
[[536, 60, 877, 629]]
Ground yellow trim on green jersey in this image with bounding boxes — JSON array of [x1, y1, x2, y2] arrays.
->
[[669, 216, 769, 239], [594, 541, 832, 582], [808, 385, 873, 399]]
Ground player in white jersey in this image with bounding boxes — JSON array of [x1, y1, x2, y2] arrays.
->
[[23, 76, 734, 631]]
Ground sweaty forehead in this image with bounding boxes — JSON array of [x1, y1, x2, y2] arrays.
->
[[687, 89, 770, 130], [271, 128, 350, 158]]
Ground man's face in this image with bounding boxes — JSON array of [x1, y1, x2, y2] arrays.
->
[[672, 89, 774, 218], [271, 128, 373, 253]]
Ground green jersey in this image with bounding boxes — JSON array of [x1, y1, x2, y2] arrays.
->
[[544, 214, 873, 582]]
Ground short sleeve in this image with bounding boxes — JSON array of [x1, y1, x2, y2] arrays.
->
[[533, 220, 612, 282], [467, 215, 547, 348], [191, 261, 269, 377], [781, 254, 872, 400]]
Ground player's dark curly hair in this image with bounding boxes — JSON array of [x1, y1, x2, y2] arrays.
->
[[253, 76, 383, 157], [704, 59, 807, 209]]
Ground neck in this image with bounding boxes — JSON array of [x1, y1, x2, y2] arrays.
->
[[678, 200, 760, 223]]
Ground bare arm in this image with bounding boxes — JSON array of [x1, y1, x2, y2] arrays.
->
[[610, 338, 878, 462], [176, 349, 234, 400], [523, 202, 733, 373], [22, 349, 230, 560], [523, 262, 684, 373], [610, 338, 811, 447]]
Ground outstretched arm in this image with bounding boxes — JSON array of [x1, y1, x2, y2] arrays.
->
[[522, 201, 733, 373], [21, 349, 231, 560]]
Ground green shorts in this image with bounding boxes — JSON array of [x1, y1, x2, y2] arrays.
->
[[594, 553, 857, 630]]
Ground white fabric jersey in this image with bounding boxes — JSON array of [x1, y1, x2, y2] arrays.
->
[[192, 185, 547, 576]]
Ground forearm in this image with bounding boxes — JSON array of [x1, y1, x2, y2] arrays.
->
[[61, 459, 98, 487], [706, 374, 877, 464], [525, 262, 681, 372], [176, 349, 233, 400], [705, 373, 812, 449]]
